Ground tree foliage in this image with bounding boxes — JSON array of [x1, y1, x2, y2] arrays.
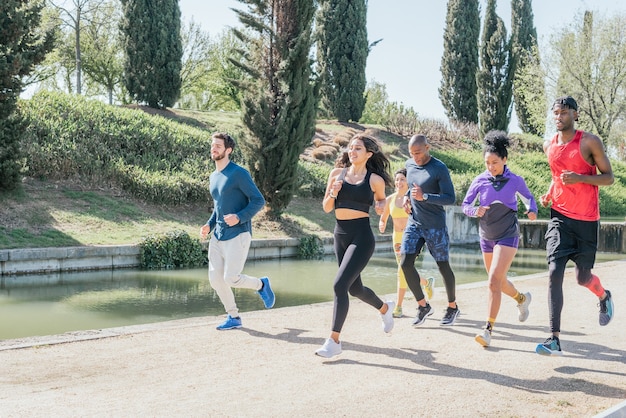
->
[[316, 0, 368, 122], [179, 25, 244, 111], [510, 0, 545, 136], [549, 11, 626, 145], [439, 0, 480, 124], [80, 0, 124, 104], [476, 0, 513, 136], [120, 0, 182, 108], [232, 0, 318, 218], [0, 0, 55, 191]]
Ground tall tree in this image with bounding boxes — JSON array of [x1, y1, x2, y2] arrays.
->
[[80, 0, 124, 104], [120, 0, 182, 108], [232, 0, 318, 218], [48, 0, 107, 95], [439, 0, 480, 124], [476, 0, 513, 136], [1, 0, 55, 191], [316, 0, 368, 122], [510, 0, 545, 136], [550, 11, 626, 145]]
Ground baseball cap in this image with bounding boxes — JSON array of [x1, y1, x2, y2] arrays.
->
[[553, 96, 578, 111]]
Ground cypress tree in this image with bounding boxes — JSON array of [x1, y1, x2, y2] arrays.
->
[[439, 0, 480, 124], [511, 0, 545, 136], [232, 0, 318, 218], [0, 0, 55, 191], [120, 0, 182, 108], [316, 0, 368, 122], [476, 0, 513, 136]]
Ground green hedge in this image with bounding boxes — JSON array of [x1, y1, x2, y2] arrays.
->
[[139, 230, 205, 269], [20, 91, 212, 205]]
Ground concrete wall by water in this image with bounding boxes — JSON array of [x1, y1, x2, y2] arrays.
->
[[1, 207, 623, 276]]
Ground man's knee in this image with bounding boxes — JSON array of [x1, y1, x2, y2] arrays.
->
[[576, 267, 593, 286]]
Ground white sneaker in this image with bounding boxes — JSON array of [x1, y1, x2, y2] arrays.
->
[[315, 338, 342, 358], [517, 292, 532, 322], [381, 301, 395, 333], [475, 328, 491, 347]]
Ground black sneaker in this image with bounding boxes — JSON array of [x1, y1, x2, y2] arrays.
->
[[535, 335, 563, 356], [440, 306, 460, 326], [412, 303, 433, 326], [599, 290, 614, 326]]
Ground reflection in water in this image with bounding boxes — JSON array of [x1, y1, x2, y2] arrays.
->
[[1, 247, 623, 339]]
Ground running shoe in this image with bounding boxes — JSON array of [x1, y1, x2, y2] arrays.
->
[[392, 305, 403, 318], [475, 328, 491, 347], [535, 335, 563, 356], [216, 315, 242, 330], [599, 290, 614, 326], [423, 276, 435, 300], [315, 338, 342, 358], [440, 306, 460, 326], [412, 303, 433, 326], [258, 277, 275, 308], [517, 292, 532, 322], [381, 301, 395, 333]]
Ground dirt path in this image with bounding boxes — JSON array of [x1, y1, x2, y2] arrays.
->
[[1, 261, 625, 417]]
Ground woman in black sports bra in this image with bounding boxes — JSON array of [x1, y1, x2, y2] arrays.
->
[[315, 134, 394, 358]]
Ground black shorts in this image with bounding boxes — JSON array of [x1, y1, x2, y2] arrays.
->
[[545, 209, 598, 268]]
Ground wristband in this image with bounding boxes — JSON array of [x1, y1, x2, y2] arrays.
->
[[329, 192, 337, 199]]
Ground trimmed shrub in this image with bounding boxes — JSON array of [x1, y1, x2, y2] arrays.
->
[[139, 230, 205, 269]]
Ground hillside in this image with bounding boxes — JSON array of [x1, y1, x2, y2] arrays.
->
[[2, 102, 624, 250]]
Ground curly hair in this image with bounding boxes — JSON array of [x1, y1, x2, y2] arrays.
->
[[483, 130, 510, 160]]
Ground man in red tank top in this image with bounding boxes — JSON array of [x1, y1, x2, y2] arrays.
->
[[535, 96, 615, 356]]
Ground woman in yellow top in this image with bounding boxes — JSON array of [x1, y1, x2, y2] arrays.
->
[[379, 168, 435, 318]]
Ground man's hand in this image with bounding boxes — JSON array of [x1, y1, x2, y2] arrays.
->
[[224, 214, 240, 227], [200, 224, 210, 240]]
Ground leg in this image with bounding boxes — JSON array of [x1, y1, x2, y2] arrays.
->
[[426, 228, 456, 308], [486, 244, 518, 319], [221, 233, 262, 291], [393, 242, 408, 315], [208, 235, 239, 318], [548, 257, 567, 335]]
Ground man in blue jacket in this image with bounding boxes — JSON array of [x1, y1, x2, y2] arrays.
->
[[200, 133, 275, 330]]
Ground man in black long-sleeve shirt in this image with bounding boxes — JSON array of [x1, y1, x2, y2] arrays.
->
[[401, 134, 460, 327]]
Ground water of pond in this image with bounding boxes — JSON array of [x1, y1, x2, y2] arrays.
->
[[1, 247, 623, 340]]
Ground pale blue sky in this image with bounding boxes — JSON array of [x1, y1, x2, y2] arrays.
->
[[180, 1, 626, 129]]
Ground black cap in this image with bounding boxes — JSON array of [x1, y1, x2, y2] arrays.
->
[[553, 96, 578, 111]]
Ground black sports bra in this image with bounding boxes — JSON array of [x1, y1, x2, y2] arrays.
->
[[335, 169, 373, 213]]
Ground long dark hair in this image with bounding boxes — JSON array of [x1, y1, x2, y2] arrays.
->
[[335, 133, 392, 187], [483, 130, 510, 160]]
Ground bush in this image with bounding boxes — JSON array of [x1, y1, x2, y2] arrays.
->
[[297, 234, 324, 259], [510, 132, 544, 152], [139, 230, 205, 269], [20, 91, 213, 204], [295, 161, 330, 197]]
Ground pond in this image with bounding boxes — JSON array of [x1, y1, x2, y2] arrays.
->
[[1, 247, 623, 340]]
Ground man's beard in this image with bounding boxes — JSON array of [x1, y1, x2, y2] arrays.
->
[[211, 151, 226, 161]]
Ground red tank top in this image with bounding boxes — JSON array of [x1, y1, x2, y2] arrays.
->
[[547, 130, 600, 221]]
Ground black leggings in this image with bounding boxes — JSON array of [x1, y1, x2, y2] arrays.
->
[[548, 257, 593, 333], [331, 218, 384, 333], [401, 253, 456, 303]]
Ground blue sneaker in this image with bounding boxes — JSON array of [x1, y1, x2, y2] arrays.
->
[[216, 315, 242, 330], [599, 290, 614, 326], [258, 277, 275, 308], [535, 335, 563, 356]]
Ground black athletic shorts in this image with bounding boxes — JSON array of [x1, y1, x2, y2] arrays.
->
[[545, 209, 598, 268]]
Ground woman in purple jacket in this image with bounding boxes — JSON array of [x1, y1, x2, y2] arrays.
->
[[462, 130, 538, 348]]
